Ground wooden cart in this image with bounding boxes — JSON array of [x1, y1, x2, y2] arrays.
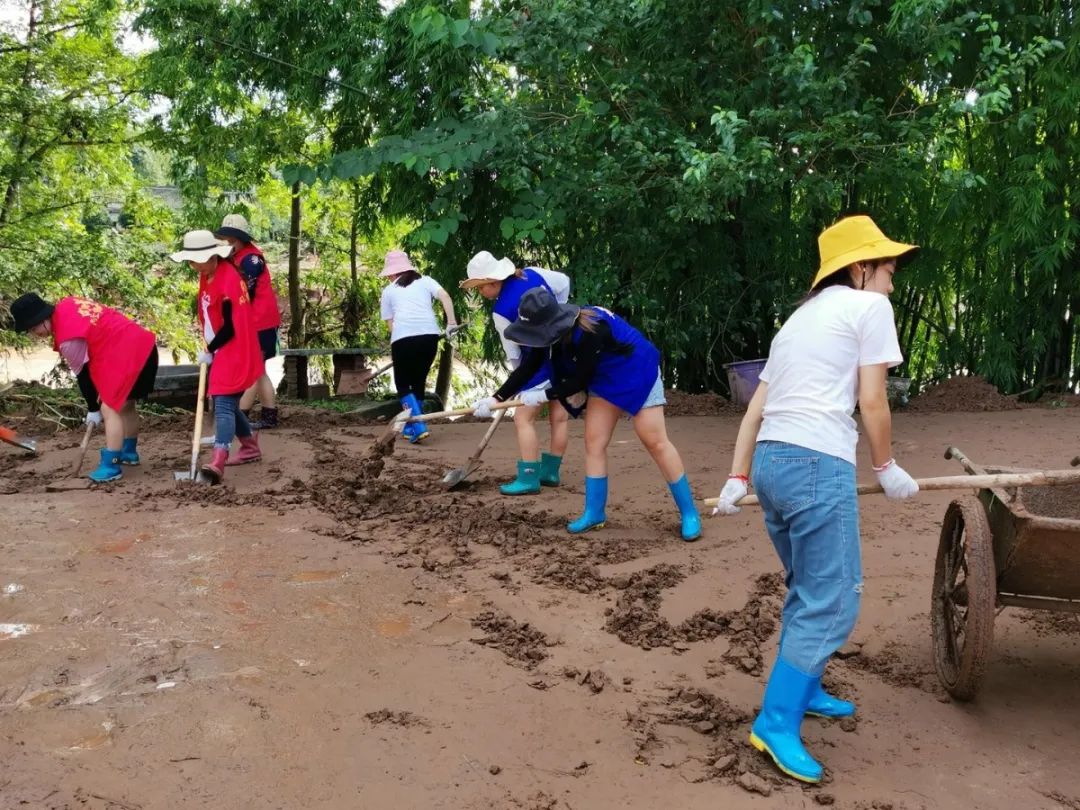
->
[[932, 446, 1080, 700]]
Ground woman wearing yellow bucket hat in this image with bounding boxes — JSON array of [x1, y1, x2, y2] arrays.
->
[[711, 215, 920, 784]]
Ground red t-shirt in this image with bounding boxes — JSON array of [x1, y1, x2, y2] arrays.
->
[[232, 242, 281, 331], [198, 259, 263, 396], [51, 297, 156, 410]]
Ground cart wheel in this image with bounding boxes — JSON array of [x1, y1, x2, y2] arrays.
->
[[931, 497, 996, 701]]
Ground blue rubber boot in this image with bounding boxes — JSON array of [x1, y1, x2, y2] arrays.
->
[[88, 448, 123, 483], [538, 453, 562, 487], [567, 476, 608, 534], [401, 394, 429, 443], [749, 659, 824, 783], [667, 474, 702, 541], [500, 460, 541, 495], [806, 683, 856, 719], [119, 436, 140, 466]]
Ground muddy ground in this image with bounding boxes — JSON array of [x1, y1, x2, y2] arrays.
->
[[2, 398, 1080, 809]]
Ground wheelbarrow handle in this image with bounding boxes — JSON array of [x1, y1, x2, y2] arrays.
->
[[703, 469, 1080, 508]]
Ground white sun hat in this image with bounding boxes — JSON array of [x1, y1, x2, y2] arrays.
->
[[459, 250, 516, 289], [170, 230, 233, 263]]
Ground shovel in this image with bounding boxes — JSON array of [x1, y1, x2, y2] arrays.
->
[[374, 399, 524, 451], [0, 425, 37, 454], [441, 409, 507, 489], [174, 361, 212, 483], [44, 422, 96, 492], [704, 468, 1080, 508]]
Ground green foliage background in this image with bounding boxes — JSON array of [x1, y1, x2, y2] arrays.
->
[[2, 0, 1078, 396]]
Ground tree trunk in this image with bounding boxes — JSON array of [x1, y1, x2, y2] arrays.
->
[[435, 340, 453, 408], [0, 0, 40, 226], [287, 181, 303, 347]]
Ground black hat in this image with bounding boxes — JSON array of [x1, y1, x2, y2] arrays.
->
[[10, 293, 55, 333], [504, 287, 581, 348]]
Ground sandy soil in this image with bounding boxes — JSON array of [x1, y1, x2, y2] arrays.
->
[[2, 402, 1080, 810]]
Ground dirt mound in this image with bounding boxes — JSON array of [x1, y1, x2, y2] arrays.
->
[[1017, 609, 1080, 637], [605, 564, 687, 649], [605, 568, 782, 671], [907, 376, 1019, 413], [663, 389, 740, 417], [364, 709, 428, 727], [471, 610, 553, 668]]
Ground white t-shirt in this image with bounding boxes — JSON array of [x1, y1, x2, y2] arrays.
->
[[380, 275, 445, 343], [492, 268, 571, 367], [756, 286, 903, 465]]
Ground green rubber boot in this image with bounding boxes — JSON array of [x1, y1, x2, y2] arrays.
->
[[538, 453, 562, 487], [500, 460, 541, 496]]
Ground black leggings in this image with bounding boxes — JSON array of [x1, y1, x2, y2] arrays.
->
[[391, 334, 439, 400]]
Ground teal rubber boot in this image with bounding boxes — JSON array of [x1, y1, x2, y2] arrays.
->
[[119, 436, 140, 466], [667, 474, 702, 541], [567, 476, 608, 534], [401, 394, 429, 443], [805, 683, 856, 719], [88, 448, 123, 483], [500, 460, 541, 495], [539, 453, 562, 487], [749, 659, 824, 783]]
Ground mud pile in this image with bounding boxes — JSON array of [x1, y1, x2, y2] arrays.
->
[[606, 568, 783, 672], [664, 390, 741, 417], [605, 564, 687, 649], [907, 376, 1019, 413], [471, 610, 553, 669]]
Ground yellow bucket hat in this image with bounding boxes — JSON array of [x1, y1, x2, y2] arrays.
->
[[813, 215, 918, 288]]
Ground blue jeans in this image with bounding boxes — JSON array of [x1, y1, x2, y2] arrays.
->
[[752, 441, 862, 676], [213, 394, 252, 450]]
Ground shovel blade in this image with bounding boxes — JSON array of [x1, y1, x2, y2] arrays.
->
[[173, 469, 214, 484], [0, 427, 37, 454], [441, 460, 481, 490]]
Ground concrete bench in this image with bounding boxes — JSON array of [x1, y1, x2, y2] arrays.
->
[[279, 348, 381, 399]]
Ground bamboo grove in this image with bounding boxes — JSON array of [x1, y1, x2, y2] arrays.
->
[[3, 0, 1078, 396]]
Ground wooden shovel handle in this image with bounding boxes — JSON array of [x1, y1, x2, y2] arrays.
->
[[467, 408, 506, 464], [703, 469, 1080, 508], [71, 422, 94, 476], [188, 362, 209, 479], [403, 399, 524, 423]]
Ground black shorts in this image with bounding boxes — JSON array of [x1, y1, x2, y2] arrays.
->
[[128, 347, 160, 401], [258, 328, 279, 361]]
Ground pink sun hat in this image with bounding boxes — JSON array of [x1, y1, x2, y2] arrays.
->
[[380, 250, 418, 278]]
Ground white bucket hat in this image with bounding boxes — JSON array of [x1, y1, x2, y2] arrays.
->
[[170, 230, 233, 263], [459, 250, 516, 290]]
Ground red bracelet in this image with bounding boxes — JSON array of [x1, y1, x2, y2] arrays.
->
[[728, 473, 750, 483], [872, 458, 895, 472]]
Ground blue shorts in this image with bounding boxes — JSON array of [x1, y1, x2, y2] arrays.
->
[[640, 372, 666, 409]]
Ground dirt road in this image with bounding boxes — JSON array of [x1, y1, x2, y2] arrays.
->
[[1, 405, 1079, 809]]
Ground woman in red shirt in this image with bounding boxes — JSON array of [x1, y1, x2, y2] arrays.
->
[[171, 230, 264, 483], [10, 293, 158, 482]]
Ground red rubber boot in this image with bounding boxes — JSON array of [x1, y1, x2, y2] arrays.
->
[[226, 434, 262, 466], [201, 448, 229, 484]]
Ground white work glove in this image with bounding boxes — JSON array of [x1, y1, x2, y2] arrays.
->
[[445, 323, 463, 339], [472, 396, 498, 419], [196, 351, 213, 366], [519, 389, 548, 408], [84, 410, 102, 427], [875, 459, 919, 500], [711, 476, 748, 516]]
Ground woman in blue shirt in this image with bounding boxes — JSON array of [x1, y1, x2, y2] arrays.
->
[[473, 287, 701, 541]]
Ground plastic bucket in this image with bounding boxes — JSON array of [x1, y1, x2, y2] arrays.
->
[[723, 359, 768, 408]]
